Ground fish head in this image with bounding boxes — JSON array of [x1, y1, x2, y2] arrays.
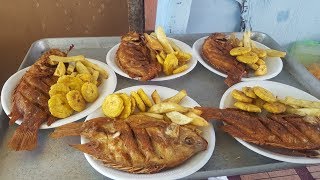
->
[[179, 127, 208, 152]]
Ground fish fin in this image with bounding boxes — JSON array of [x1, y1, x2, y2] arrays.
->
[[47, 116, 57, 126], [50, 122, 83, 138], [70, 141, 100, 155], [8, 124, 38, 151]]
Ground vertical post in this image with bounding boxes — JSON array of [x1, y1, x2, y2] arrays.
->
[[127, 0, 145, 32]]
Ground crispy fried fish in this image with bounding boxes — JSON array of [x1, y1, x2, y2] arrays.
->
[[116, 32, 162, 81], [51, 115, 208, 173], [196, 107, 320, 151], [202, 33, 247, 86], [8, 49, 66, 151]]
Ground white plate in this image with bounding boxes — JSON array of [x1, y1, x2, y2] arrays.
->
[[106, 38, 197, 81], [219, 80, 320, 164], [1, 58, 117, 129], [193, 36, 283, 81], [83, 85, 215, 180]]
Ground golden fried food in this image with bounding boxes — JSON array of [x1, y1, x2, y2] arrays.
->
[[75, 61, 90, 74], [151, 90, 161, 104], [256, 59, 266, 65], [137, 88, 153, 107], [66, 62, 75, 74], [173, 65, 188, 74], [242, 87, 257, 98], [189, 108, 203, 115], [102, 94, 124, 118], [166, 111, 193, 125], [163, 53, 179, 75], [131, 91, 146, 112], [148, 102, 189, 114], [236, 51, 259, 64], [252, 48, 267, 58], [164, 89, 187, 103], [48, 94, 74, 118], [66, 90, 86, 112], [243, 31, 251, 48], [49, 55, 85, 63], [185, 112, 209, 126], [234, 101, 262, 113], [130, 96, 136, 114], [81, 59, 109, 79], [231, 89, 253, 103], [263, 102, 286, 114], [155, 26, 174, 54], [118, 93, 132, 119], [49, 83, 70, 97], [265, 49, 286, 57], [248, 63, 259, 70], [255, 64, 267, 76], [281, 96, 320, 108], [76, 73, 93, 83], [175, 51, 192, 62], [230, 47, 251, 56], [54, 62, 66, 77], [81, 82, 99, 103], [286, 107, 320, 117], [253, 86, 276, 102], [144, 33, 163, 51], [57, 75, 84, 91], [156, 54, 164, 65]]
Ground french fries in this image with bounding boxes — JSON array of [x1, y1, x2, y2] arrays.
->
[[54, 62, 66, 77], [163, 89, 187, 103], [102, 88, 210, 127], [143, 26, 192, 76], [49, 55, 85, 62], [76, 61, 90, 74], [151, 90, 161, 104]]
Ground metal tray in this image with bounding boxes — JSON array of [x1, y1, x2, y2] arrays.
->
[[0, 33, 311, 179]]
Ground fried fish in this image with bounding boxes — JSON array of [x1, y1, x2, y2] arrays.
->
[[202, 33, 247, 86], [116, 32, 162, 81], [51, 115, 208, 173], [8, 49, 66, 151]]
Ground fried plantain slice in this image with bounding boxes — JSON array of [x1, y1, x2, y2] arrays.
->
[[81, 82, 99, 103], [242, 87, 257, 98], [253, 86, 276, 102], [234, 101, 262, 113], [66, 90, 86, 112], [232, 89, 253, 103], [49, 83, 70, 97], [48, 94, 74, 118], [131, 91, 146, 112], [102, 94, 124, 118], [118, 93, 132, 119], [57, 75, 84, 91], [263, 102, 286, 114], [130, 96, 136, 114], [137, 88, 153, 107]]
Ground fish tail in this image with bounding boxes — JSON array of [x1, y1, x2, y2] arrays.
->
[[8, 124, 38, 151], [50, 122, 83, 139]]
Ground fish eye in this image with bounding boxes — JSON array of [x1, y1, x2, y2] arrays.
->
[[184, 137, 194, 145]]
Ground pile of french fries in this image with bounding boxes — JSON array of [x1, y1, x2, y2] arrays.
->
[[49, 55, 108, 80], [231, 86, 320, 117], [102, 89, 209, 127], [229, 31, 287, 76], [144, 26, 192, 75]]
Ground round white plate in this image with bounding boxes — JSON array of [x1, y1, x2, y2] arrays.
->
[[106, 38, 197, 81], [220, 80, 320, 164], [193, 36, 283, 81], [1, 58, 117, 129], [83, 85, 215, 180]]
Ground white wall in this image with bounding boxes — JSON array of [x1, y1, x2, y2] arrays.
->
[[156, 0, 320, 46]]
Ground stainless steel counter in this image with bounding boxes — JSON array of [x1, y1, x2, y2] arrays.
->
[[0, 33, 313, 179]]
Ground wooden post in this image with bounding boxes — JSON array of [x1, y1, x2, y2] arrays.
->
[[127, 0, 145, 32]]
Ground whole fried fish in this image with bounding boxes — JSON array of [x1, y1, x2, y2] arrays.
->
[[51, 115, 208, 173], [197, 107, 320, 151], [8, 49, 66, 151], [116, 32, 162, 81], [202, 33, 247, 86]]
